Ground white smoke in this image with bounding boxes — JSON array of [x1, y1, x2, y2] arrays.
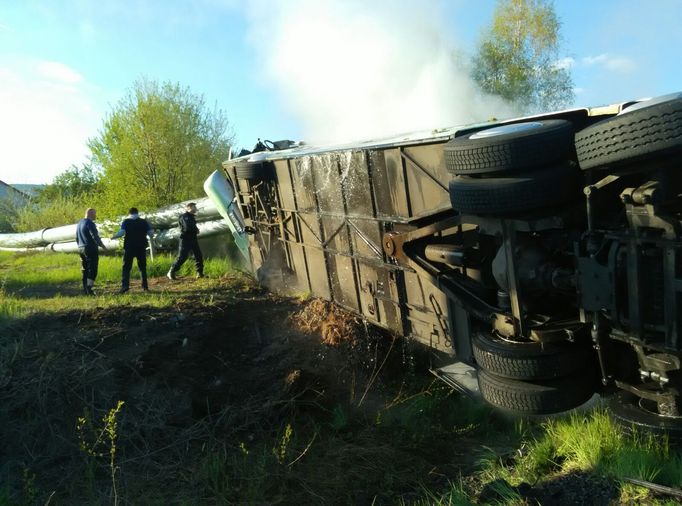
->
[[242, 0, 515, 144]]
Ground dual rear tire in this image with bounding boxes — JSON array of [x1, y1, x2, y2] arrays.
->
[[472, 331, 596, 415], [446, 121, 596, 414], [444, 120, 581, 216]]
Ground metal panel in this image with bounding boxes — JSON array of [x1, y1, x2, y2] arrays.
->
[[329, 255, 360, 311], [372, 149, 410, 219], [273, 160, 296, 210], [238, 139, 462, 349], [356, 261, 405, 335], [313, 153, 345, 213], [403, 270, 453, 353], [342, 152, 375, 217], [402, 144, 451, 218]]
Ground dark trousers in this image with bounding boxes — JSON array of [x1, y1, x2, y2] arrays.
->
[[122, 248, 148, 290], [79, 247, 99, 292], [170, 238, 203, 275]]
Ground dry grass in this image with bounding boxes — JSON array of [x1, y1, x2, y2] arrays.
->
[[290, 298, 364, 346]]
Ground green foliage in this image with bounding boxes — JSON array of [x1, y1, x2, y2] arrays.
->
[[89, 78, 234, 215], [0, 289, 23, 323], [406, 482, 474, 506], [35, 164, 99, 204], [76, 400, 125, 505], [480, 409, 682, 504], [0, 483, 11, 506], [9, 164, 100, 232], [472, 0, 574, 113], [14, 194, 90, 232]]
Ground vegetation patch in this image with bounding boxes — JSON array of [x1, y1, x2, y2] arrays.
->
[[1, 251, 681, 505]]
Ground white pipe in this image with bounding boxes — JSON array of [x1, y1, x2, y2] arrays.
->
[[0, 196, 223, 249], [152, 219, 232, 248], [0, 219, 232, 254], [142, 197, 221, 228]]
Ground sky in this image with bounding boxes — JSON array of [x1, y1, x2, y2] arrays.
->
[[0, 0, 681, 184]]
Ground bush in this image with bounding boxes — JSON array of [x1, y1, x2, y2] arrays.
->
[[15, 194, 91, 232]]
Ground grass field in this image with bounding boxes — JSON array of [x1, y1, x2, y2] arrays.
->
[[0, 250, 680, 505]]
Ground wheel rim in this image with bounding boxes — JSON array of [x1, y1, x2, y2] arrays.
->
[[618, 92, 682, 115], [638, 397, 682, 421]]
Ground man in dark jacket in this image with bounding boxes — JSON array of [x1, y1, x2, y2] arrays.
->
[[76, 208, 107, 295], [111, 207, 154, 293], [167, 202, 204, 280]]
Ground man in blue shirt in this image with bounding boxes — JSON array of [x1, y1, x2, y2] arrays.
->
[[76, 208, 107, 295], [111, 207, 154, 293]]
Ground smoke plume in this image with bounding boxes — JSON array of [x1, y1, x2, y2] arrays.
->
[[243, 0, 515, 144]]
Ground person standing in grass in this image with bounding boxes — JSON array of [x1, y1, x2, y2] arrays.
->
[[167, 202, 204, 280], [76, 208, 107, 295], [111, 207, 154, 293]]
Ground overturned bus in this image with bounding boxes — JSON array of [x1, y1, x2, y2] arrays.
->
[[207, 93, 682, 434]]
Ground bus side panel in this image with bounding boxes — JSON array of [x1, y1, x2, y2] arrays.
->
[[403, 270, 454, 354], [273, 160, 310, 293], [356, 260, 404, 335], [290, 158, 332, 300], [402, 144, 451, 218], [371, 150, 411, 220]]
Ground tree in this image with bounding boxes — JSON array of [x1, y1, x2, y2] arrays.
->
[[471, 0, 573, 113], [35, 163, 99, 205], [89, 78, 234, 215]]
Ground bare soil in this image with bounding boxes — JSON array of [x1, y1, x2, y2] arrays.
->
[[0, 273, 631, 505], [0, 274, 470, 504]]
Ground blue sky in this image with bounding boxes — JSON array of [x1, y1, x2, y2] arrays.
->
[[1, 0, 681, 184]]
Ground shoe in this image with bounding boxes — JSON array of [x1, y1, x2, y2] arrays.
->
[[85, 287, 95, 296], [119, 287, 129, 294], [167, 270, 177, 280], [142, 287, 149, 292], [196, 272, 205, 279]]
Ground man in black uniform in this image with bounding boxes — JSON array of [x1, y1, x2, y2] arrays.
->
[[76, 208, 107, 295], [111, 207, 154, 293], [167, 202, 204, 280]]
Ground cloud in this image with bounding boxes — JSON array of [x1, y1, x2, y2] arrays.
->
[[582, 54, 636, 73], [36, 60, 83, 84], [0, 61, 99, 184]]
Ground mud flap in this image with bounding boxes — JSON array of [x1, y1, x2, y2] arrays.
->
[[431, 361, 480, 398]]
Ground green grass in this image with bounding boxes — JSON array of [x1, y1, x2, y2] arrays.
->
[[477, 409, 682, 504], [0, 250, 243, 325], [2, 250, 681, 504], [191, 384, 501, 505]]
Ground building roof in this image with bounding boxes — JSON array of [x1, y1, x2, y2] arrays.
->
[[0, 180, 32, 202]]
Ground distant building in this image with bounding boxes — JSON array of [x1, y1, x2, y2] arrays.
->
[[12, 184, 44, 198], [0, 181, 39, 232], [0, 180, 33, 204]]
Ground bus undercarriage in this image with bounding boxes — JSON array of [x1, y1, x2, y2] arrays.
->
[[215, 93, 682, 435]]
